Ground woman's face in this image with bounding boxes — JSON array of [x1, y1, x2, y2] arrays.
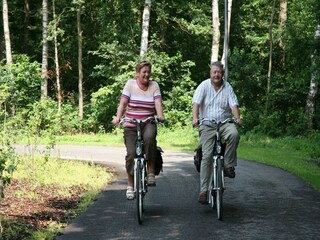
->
[[137, 66, 151, 85]]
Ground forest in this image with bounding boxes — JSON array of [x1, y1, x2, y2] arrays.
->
[[0, 0, 319, 137]]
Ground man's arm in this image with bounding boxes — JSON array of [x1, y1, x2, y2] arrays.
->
[[192, 103, 200, 126], [231, 105, 243, 126]]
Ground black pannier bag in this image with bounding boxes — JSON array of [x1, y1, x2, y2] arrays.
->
[[155, 146, 164, 175], [194, 145, 202, 173]]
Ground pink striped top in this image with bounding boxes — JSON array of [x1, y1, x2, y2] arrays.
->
[[121, 79, 162, 120]]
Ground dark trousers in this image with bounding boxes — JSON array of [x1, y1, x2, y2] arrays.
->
[[124, 123, 157, 175]]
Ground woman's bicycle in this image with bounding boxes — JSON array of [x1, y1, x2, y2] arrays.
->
[[119, 116, 159, 224], [199, 118, 235, 220]]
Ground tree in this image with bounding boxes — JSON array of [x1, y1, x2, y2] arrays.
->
[[279, 0, 287, 65], [265, 0, 276, 115], [2, 0, 12, 64], [52, 0, 62, 112], [140, 0, 151, 56], [77, 3, 84, 119], [24, 0, 30, 53], [41, 0, 49, 100], [221, 0, 233, 67], [305, 20, 320, 130], [211, 0, 220, 63]]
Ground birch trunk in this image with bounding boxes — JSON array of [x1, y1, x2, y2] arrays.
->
[[24, 0, 30, 53], [2, 0, 12, 64], [221, 0, 232, 67], [211, 0, 220, 63], [52, 0, 61, 113], [41, 0, 49, 100], [140, 0, 151, 56], [279, 0, 287, 66], [265, 0, 276, 115], [305, 21, 320, 130], [77, 6, 84, 120]]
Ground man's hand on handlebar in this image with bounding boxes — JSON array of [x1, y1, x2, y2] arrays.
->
[[192, 119, 199, 127]]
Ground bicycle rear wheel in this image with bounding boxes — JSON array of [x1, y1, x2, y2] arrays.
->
[[135, 160, 143, 224], [216, 157, 223, 220]]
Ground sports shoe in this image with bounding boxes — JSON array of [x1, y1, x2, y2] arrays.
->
[[224, 167, 235, 178], [147, 173, 156, 186], [126, 186, 134, 200]]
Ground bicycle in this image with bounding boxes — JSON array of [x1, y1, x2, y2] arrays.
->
[[198, 118, 235, 220], [119, 116, 159, 224]]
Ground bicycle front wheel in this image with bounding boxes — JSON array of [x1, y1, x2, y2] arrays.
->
[[216, 157, 223, 220], [135, 161, 143, 224], [209, 181, 215, 209]]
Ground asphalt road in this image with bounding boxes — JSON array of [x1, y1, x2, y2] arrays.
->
[[14, 145, 320, 240]]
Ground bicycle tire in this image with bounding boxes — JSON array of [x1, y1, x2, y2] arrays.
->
[[209, 181, 215, 209], [136, 160, 143, 224], [216, 157, 223, 220]]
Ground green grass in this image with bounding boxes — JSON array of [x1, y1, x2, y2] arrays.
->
[[237, 134, 320, 192], [2, 154, 114, 240]]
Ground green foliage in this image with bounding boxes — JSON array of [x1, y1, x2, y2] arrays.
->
[[0, 55, 41, 112], [0, 145, 16, 198], [1, 0, 320, 136], [89, 49, 196, 130]]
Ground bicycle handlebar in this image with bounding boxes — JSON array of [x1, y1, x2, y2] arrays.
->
[[119, 116, 160, 125], [199, 118, 235, 126]]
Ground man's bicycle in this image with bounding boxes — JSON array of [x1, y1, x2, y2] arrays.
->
[[199, 118, 235, 220], [119, 116, 159, 224]]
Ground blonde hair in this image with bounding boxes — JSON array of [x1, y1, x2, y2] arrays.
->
[[135, 60, 152, 73]]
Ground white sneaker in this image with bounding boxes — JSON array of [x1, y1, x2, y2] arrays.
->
[[126, 186, 134, 200]]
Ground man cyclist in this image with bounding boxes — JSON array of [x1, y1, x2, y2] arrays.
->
[[192, 61, 243, 204]]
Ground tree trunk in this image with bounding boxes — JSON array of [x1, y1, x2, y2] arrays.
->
[[221, 0, 232, 68], [211, 0, 220, 63], [41, 0, 49, 100], [265, 0, 276, 115], [52, 0, 61, 113], [279, 0, 287, 66], [77, 6, 84, 120], [305, 21, 320, 130], [140, 0, 151, 56], [24, 0, 30, 54], [2, 0, 12, 64]]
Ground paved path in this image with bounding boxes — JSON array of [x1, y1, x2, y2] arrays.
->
[[14, 145, 320, 240]]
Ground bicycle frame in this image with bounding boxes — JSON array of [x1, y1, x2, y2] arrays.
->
[[199, 118, 232, 220], [120, 116, 157, 224]]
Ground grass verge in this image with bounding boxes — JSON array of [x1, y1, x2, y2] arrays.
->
[[0, 154, 113, 240]]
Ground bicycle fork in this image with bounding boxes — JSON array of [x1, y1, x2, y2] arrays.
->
[[134, 158, 147, 195], [213, 156, 226, 191]]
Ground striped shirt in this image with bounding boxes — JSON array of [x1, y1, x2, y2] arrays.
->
[[192, 79, 239, 122], [121, 79, 161, 119]]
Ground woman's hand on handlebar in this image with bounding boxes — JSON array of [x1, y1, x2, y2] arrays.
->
[[157, 116, 165, 123], [112, 117, 121, 125]]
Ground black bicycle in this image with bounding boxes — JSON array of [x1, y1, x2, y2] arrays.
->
[[120, 116, 159, 224], [199, 118, 235, 220]]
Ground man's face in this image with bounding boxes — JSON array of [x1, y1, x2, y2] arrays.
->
[[210, 66, 223, 85]]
